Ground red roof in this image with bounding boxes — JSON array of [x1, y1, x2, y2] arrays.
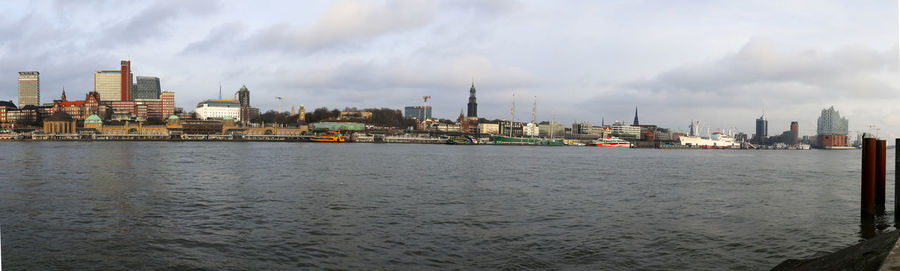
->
[[58, 101, 86, 107]]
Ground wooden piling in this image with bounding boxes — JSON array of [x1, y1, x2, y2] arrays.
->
[[876, 140, 887, 207], [862, 138, 876, 216]]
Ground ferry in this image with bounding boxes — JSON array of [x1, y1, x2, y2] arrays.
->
[[310, 133, 346, 142], [589, 137, 631, 147], [493, 136, 564, 146]]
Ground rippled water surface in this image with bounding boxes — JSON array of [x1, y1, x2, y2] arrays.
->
[[0, 142, 893, 270]]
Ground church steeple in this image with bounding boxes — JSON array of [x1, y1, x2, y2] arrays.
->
[[467, 80, 478, 118], [633, 107, 639, 125], [61, 87, 67, 101]]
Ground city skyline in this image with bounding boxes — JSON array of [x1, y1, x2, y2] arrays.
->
[[0, 1, 896, 137]]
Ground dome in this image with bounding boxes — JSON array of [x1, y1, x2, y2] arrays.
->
[[48, 111, 73, 122], [167, 115, 180, 120], [223, 116, 234, 120], [239, 85, 249, 92], [84, 114, 102, 124]]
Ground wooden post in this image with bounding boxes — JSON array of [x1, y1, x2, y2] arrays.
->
[[876, 140, 886, 207], [862, 138, 876, 216]]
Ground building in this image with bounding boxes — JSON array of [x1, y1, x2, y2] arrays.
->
[[755, 115, 768, 144], [611, 122, 641, 139], [467, 81, 477, 119], [134, 76, 160, 99], [18, 71, 39, 107], [538, 121, 566, 138], [43, 111, 76, 134], [94, 70, 122, 101], [815, 106, 849, 148], [633, 107, 639, 125], [339, 110, 373, 120], [196, 99, 241, 121], [120, 60, 133, 101], [404, 106, 432, 119], [51, 91, 105, 121], [103, 91, 174, 121], [787, 121, 799, 145], [478, 122, 500, 135]]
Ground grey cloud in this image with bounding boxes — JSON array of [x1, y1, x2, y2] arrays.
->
[[93, 0, 222, 48], [180, 21, 248, 55]]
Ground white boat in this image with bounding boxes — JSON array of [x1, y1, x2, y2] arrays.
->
[[589, 137, 631, 147], [679, 132, 739, 148]]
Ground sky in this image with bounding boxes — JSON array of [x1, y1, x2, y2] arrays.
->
[[0, 0, 897, 137]]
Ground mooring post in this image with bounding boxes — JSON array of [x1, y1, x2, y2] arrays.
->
[[876, 140, 887, 208], [862, 138, 876, 217]]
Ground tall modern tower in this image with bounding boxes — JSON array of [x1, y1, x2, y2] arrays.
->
[[633, 107, 639, 125], [120, 60, 133, 101], [235, 84, 251, 124], [789, 121, 799, 145], [134, 76, 161, 99], [755, 115, 768, 144], [467, 81, 477, 118], [18, 71, 39, 107]]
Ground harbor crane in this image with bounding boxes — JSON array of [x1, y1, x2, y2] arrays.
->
[[275, 96, 294, 113]]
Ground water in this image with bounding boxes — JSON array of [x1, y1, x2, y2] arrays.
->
[[0, 142, 893, 270]]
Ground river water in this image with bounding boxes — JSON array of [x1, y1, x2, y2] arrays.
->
[[0, 142, 893, 270]]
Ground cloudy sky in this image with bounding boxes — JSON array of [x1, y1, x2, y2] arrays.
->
[[0, 0, 896, 137]]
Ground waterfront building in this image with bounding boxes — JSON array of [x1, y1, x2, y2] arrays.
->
[[43, 111, 75, 134], [134, 76, 160, 99], [51, 91, 105, 121], [478, 122, 500, 135], [404, 106, 432, 119], [755, 115, 768, 144], [312, 122, 365, 132], [0, 100, 17, 125], [103, 91, 174, 121], [234, 85, 252, 124], [18, 71, 39, 107], [94, 70, 122, 101], [538, 121, 566, 138], [83, 114, 103, 132], [610, 122, 641, 139], [788, 121, 799, 145], [196, 99, 241, 121], [815, 106, 849, 148], [523, 122, 539, 137], [467, 81, 477, 120]]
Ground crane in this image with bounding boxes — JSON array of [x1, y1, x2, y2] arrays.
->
[[420, 95, 431, 120], [275, 97, 294, 113]]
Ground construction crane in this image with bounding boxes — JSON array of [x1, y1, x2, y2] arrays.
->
[[275, 97, 294, 113], [420, 95, 431, 120]]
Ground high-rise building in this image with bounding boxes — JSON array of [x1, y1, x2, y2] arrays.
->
[[234, 85, 251, 124], [817, 106, 848, 136], [134, 76, 161, 99], [404, 106, 432, 119], [235, 85, 250, 107], [789, 121, 799, 145], [18, 71, 39, 107], [120, 60, 133, 101], [755, 115, 768, 144], [467, 81, 477, 119], [815, 106, 849, 148], [94, 70, 122, 101]]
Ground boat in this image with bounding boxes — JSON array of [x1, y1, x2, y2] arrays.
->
[[588, 137, 631, 147], [493, 136, 564, 146], [679, 132, 739, 148], [310, 132, 345, 142]]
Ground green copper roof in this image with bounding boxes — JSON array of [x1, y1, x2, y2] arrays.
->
[[223, 116, 234, 120], [85, 114, 102, 124], [168, 115, 180, 119]]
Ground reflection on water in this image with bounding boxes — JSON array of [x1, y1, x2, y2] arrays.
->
[[0, 142, 896, 270]]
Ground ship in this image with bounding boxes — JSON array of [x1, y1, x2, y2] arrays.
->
[[493, 136, 564, 146], [588, 137, 631, 147], [310, 132, 346, 142], [679, 132, 739, 148]]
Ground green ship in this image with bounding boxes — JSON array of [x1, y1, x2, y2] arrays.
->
[[492, 136, 564, 146]]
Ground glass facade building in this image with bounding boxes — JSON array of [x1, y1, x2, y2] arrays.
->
[[134, 76, 161, 100], [18, 71, 39, 107], [817, 106, 848, 136], [404, 106, 432, 119]]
